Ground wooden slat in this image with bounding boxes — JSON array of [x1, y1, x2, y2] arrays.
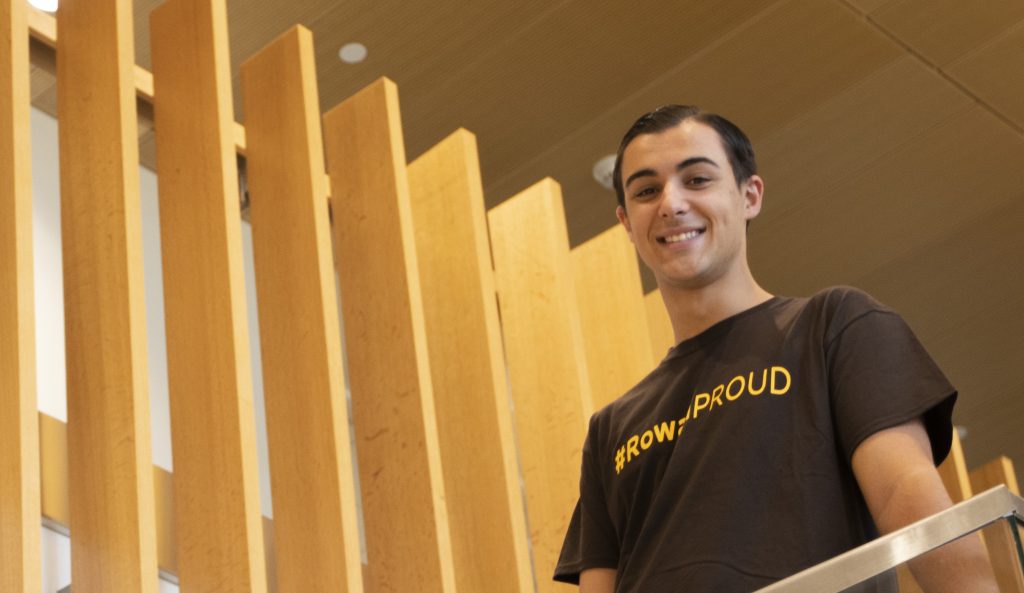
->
[[56, 1, 157, 591], [241, 26, 363, 593], [644, 289, 676, 360], [0, 0, 40, 590], [571, 225, 655, 410], [970, 456, 1024, 593], [407, 129, 534, 593], [323, 78, 456, 593], [937, 430, 973, 503], [39, 413, 69, 527], [28, 6, 250, 157], [149, 1, 268, 591], [487, 179, 593, 593], [970, 456, 1021, 496], [39, 412, 212, 578]]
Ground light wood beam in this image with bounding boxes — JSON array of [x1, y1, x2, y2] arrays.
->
[[970, 457, 1024, 593], [28, 5, 246, 160], [241, 25, 364, 593], [571, 225, 655, 409], [0, 0, 41, 590], [970, 456, 1020, 496], [149, 0, 268, 591], [38, 412, 227, 580], [487, 178, 593, 593], [407, 129, 534, 593], [56, 0, 157, 590], [323, 78, 456, 593]]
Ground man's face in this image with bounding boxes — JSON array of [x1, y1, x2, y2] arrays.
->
[[616, 120, 763, 292]]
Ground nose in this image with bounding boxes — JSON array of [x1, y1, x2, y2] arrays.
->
[[659, 179, 690, 218]]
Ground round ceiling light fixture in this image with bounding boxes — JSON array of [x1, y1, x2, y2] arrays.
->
[[28, 0, 58, 12], [338, 42, 368, 64], [592, 154, 617, 190]]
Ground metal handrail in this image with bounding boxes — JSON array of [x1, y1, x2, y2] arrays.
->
[[756, 485, 1024, 592]]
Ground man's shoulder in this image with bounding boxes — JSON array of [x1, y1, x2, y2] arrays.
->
[[805, 285, 894, 321]]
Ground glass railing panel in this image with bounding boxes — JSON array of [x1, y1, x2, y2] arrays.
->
[[833, 518, 1022, 593], [758, 486, 1024, 593]]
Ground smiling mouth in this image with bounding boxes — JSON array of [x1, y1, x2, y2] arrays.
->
[[659, 229, 705, 244]]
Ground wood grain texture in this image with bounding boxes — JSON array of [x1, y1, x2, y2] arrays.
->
[[241, 25, 364, 593], [487, 178, 593, 593], [323, 78, 456, 593], [39, 412, 221, 578], [0, 0, 41, 590], [149, 0, 268, 591], [644, 290, 676, 360], [970, 457, 1024, 593], [571, 225, 655, 409], [56, 0, 157, 591], [970, 456, 1021, 497], [407, 129, 534, 593]]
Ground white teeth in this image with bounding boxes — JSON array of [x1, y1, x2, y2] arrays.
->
[[663, 230, 702, 243]]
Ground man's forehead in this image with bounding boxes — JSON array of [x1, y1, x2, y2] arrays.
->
[[623, 120, 727, 168]]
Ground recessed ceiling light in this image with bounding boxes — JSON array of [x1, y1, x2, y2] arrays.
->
[[339, 42, 367, 64], [592, 154, 617, 190], [28, 0, 58, 12]]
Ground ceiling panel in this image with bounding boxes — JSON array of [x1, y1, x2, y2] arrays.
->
[[484, 0, 904, 244], [750, 106, 1024, 296], [946, 21, 1024, 129], [870, 0, 1024, 67], [310, 0, 780, 198], [756, 55, 973, 224], [845, 0, 892, 13]]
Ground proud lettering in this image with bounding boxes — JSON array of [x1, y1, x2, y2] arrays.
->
[[614, 365, 792, 474]]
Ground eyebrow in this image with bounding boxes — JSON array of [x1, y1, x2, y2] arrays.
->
[[624, 156, 721, 189]]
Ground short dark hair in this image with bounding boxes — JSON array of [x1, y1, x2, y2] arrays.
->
[[612, 105, 757, 208]]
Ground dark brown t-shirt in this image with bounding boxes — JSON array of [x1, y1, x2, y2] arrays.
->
[[554, 287, 955, 592]]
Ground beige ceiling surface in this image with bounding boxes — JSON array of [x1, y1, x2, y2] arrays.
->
[[29, 1, 1023, 474]]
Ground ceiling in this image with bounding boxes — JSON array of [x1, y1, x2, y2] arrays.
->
[[28, 0, 1024, 478]]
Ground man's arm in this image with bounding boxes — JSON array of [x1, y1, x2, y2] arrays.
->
[[580, 568, 616, 593], [851, 419, 997, 593]]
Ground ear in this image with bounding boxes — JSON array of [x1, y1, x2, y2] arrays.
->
[[616, 205, 634, 242], [742, 175, 765, 221]]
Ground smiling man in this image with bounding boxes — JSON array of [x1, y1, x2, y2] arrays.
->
[[553, 106, 995, 592]]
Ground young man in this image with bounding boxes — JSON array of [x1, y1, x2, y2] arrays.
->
[[554, 106, 994, 592]]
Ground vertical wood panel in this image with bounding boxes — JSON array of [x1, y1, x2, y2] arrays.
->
[[571, 225, 655, 409], [644, 289, 676, 359], [407, 129, 534, 593], [323, 78, 456, 593], [242, 26, 364, 593], [38, 411, 195, 578], [970, 456, 1020, 496], [0, 0, 40, 589], [970, 457, 1024, 593], [56, 0, 157, 590], [149, 0, 267, 591], [487, 179, 593, 593]]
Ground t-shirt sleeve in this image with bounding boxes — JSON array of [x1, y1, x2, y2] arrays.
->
[[553, 414, 620, 584], [826, 300, 956, 466]]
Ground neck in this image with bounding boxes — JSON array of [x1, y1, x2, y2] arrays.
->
[[659, 269, 773, 344]]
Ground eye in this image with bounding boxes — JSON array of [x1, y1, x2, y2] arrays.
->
[[686, 175, 711, 187], [633, 186, 659, 200]]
